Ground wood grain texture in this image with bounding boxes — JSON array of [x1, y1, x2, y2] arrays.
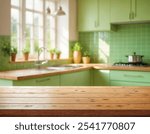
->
[[1, 64, 150, 80], [0, 86, 150, 116]]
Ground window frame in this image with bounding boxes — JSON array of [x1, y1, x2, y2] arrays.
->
[[11, 0, 57, 60]]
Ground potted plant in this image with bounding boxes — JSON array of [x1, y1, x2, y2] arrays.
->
[[10, 46, 17, 62], [54, 49, 61, 59], [48, 49, 55, 60], [22, 48, 30, 61], [72, 42, 82, 63], [82, 50, 90, 64]]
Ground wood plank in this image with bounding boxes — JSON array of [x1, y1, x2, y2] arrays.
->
[[0, 103, 150, 110], [0, 93, 150, 98], [0, 86, 150, 93], [0, 98, 150, 104]]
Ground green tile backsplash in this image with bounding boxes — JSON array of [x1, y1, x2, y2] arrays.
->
[[79, 23, 150, 64]]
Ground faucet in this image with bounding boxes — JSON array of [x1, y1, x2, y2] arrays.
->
[[35, 47, 48, 69]]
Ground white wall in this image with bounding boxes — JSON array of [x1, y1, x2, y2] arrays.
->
[[57, 0, 78, 58], [0, 0, 10, 35], [69, 0, 78, 41]]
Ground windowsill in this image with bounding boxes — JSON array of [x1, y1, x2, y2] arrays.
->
[[9, 58, 72, 64]]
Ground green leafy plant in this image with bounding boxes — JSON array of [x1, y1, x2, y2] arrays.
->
[[72, 42, 82, 51], [55, 49, 61, 55], [22, 47, 30, 54], [0, 38, 11, 56], [10, 46, 17, 54], [34, 39, 40, 53], [83, 50, 90, 57], [48, 48, 55, 54]]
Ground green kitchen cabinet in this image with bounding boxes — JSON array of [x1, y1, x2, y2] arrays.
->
[[110, 0, 150, 23], [78, 0, 110, 32], [110, 70, 150, 86], [33, 75, 60, 86], [110, 0, 132, 23], [78, 0, 97, 31], [0, 78, 36, 86], [93, 70, 110, 86], [133, 0, 150, 22], [110, 81, 150, 86], [60, 70, 91, 86], [0, 75, 60, 86]]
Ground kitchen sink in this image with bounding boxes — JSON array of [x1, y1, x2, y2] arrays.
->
[[45, 64, 83, 71]]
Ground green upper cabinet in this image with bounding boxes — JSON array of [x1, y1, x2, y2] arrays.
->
[[110, 0, 150, 23], [78, 0, 110, 32], [110, 0, 131, 23], [133, 0, 150, 21], [96, 0, 110, 31], [78, 0, 97, 31]]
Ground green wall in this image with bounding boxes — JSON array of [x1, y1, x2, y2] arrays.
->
[[79, 23, 150, 64]]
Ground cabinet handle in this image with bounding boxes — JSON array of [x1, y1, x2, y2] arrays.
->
[[95, 21, 97, 27], [134, 0, 137, 18], [124, 74, 144, 78], [36, 78, 50, 83], [131, 11, 135, 19], [129, 12, 132, 20], [129, 0, 132, 20]]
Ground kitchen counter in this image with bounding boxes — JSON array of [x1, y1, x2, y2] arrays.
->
[[0, 86, 149, 116], [1, 64, 150, 80]]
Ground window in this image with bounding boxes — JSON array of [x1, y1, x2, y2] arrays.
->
[[11, 0, 56, 60]]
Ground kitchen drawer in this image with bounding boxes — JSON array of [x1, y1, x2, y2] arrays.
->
[[35, 75, 60, 86], [110, 71, 150, 83], [110, 81, 150, 86]]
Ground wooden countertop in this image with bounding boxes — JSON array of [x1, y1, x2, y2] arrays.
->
[[0, 86, 150, 117], [0, 65, 92, 80], [1, 64, 150, 80]]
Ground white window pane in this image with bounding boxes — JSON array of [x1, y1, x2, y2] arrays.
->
[[25, 25, 33, 39], [26, 0, 33, 9], [34, 0, 43, 12], [11, 8, 19, 24], [26, 11, 33, 25], [46, 0, 55, 12], [34, 13, 43, 26], [11, 0, 19, 7], [11, 24, 19, 38], [34, 27, 43, 40]]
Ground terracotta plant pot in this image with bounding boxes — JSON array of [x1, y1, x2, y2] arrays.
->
[[23, 53, 29, 61], [55, 54, 61, 59], [82, 57, 90, 64], [50, 53, 54, 60], [73, 51, 82, 63], [11, 53, 16, 62]]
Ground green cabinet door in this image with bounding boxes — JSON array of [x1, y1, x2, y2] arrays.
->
[[110, 81, 150, 86], [133, 0, 150, 21], [78, 0, 110, 31], [97, 0, 110, 31], [78, 0, 97, 32], [110, 0, 131, 23], [13, 79, 36, 86], [13, 75, 60, 86], [93, 70, 110, 86], [60, 70, 91, 86], [35, 75, 60, 86], [110, 70, 150, 86]]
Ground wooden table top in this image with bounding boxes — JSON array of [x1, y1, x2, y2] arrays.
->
[[0, 86, 150, 117]]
